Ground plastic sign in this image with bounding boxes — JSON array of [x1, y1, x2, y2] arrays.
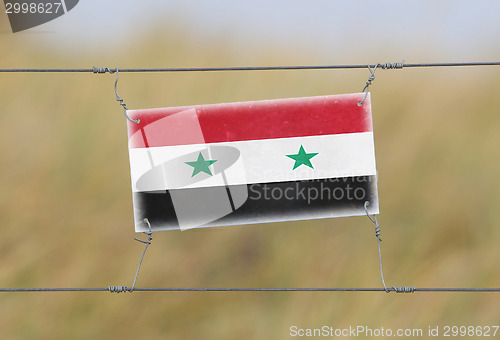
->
[[127, 93, 379, 232]]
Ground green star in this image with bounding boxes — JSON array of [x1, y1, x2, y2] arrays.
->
[[185, 152, 217, 177], [286, 145, 319, 170]]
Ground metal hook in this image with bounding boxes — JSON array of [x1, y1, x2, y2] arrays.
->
[[358, 64, 378, 106], [114, 68, 140, 124]]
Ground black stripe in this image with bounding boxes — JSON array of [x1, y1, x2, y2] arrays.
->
[[133, 176, 378, 231]]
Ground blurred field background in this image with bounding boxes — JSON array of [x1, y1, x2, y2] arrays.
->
[[1, 2, 500, 339]]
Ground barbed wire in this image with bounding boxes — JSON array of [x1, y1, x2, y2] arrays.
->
[[0, 61, 499, 73]]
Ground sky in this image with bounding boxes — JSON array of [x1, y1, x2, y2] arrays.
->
[[3, 0, 500, 62]]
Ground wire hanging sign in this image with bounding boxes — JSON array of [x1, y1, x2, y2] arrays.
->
[[1, 61, 500, 294]]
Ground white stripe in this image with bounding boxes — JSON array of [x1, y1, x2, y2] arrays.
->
[[128, 132, 376, 192]]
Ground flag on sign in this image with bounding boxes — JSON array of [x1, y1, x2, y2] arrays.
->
[[127, 93, 379, 232]]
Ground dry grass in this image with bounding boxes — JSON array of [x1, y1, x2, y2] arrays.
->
[[1, 16, 500, 340]]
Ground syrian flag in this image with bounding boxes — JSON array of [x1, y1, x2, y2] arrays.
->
[[127, 93, 379, 232]]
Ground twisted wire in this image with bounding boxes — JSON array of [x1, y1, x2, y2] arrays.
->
[[392, 286, 415, 293], [379, 61, 404, 69], [112, 68, 139, 123], [364, 202, 416, 294], [357, 64, 379, 106], [364, 201, 389, 292], [108, 286, 129, 293], [130, 219, 154, 292]]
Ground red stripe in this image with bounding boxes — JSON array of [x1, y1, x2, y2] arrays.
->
[[128, 93, 372, 148]]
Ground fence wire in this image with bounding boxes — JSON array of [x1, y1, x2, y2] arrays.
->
[[1, 60, 499, 294], [1, 287, 499, 293], [0, 61, 499, 73]]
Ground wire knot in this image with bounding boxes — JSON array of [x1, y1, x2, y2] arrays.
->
[[380, 61, 404, 70], [358, 64, 378, 106], [92, 67, 116, 74], [364, 201, 382, 242], [134, 219, 153, 245], [391, 286, 415, 293], [108, 286, 129, 293], [134, 234, 153, 245], [365, 74, 375, 87], [374, 224, 382, 241]]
